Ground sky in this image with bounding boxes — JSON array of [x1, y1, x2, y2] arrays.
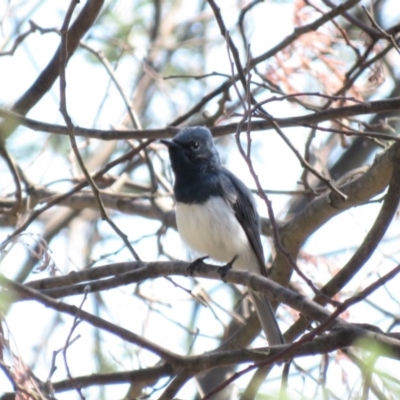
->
[[1, 0, 400, 399]]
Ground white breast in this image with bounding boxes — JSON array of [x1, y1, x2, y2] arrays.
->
[[175, 197, 260, 273]]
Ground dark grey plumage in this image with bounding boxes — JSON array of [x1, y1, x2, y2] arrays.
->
[[161, 126, 284, 345]]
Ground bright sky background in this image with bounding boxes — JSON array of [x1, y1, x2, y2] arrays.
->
[[1, 0, 400, 399]]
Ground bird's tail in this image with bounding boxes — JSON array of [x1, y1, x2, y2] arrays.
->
[[250, 290, 284, 345]]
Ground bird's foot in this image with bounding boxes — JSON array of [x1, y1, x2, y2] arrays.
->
[[217, 255, 238, 278], [187, 256, 209, 276]]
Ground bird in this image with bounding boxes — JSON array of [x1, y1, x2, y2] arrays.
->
[[161, 126, 284, 346]]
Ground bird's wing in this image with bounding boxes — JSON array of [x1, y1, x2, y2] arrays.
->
[[220, 169, 284, 345], [220, 168, 268, 277]]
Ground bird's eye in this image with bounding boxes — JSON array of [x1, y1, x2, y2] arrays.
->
[[190, 141, 200, 150]]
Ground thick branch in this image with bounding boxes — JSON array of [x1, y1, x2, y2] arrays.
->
[[270, 141, 399, 286], [52, 364, 173, 392], [284, 142, 400, 341], [1, 97, 400, 140], [47, 328, 400, 394], [15, 262, 372, 327]]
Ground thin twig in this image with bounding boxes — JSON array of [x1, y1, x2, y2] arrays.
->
[[265, 117, 348, 201], [0, 145, 22, 216], [362, 6, 400, 55], [0, 140, 152, 250], [62, 288, 88, 399], [225, 35, 343, 305], [58, 0, 142, 261]]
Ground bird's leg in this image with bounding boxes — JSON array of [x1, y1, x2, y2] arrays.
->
[[217, 255, 238, 278], [187, 256, 209, 276]]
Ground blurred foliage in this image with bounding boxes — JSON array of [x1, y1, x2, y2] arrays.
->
[[0, 0, 400, 399]]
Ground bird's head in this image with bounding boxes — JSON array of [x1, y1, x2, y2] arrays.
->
[[161, 127, 221, 177]]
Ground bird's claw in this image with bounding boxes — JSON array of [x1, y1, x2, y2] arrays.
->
[[217, 255, 238, 278], [187, 256, 209, 276]]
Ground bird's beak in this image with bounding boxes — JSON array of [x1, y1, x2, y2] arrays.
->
[[160, 139, 180, 148]]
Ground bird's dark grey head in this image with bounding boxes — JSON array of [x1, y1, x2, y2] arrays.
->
[[161, 127, 221, 179]]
